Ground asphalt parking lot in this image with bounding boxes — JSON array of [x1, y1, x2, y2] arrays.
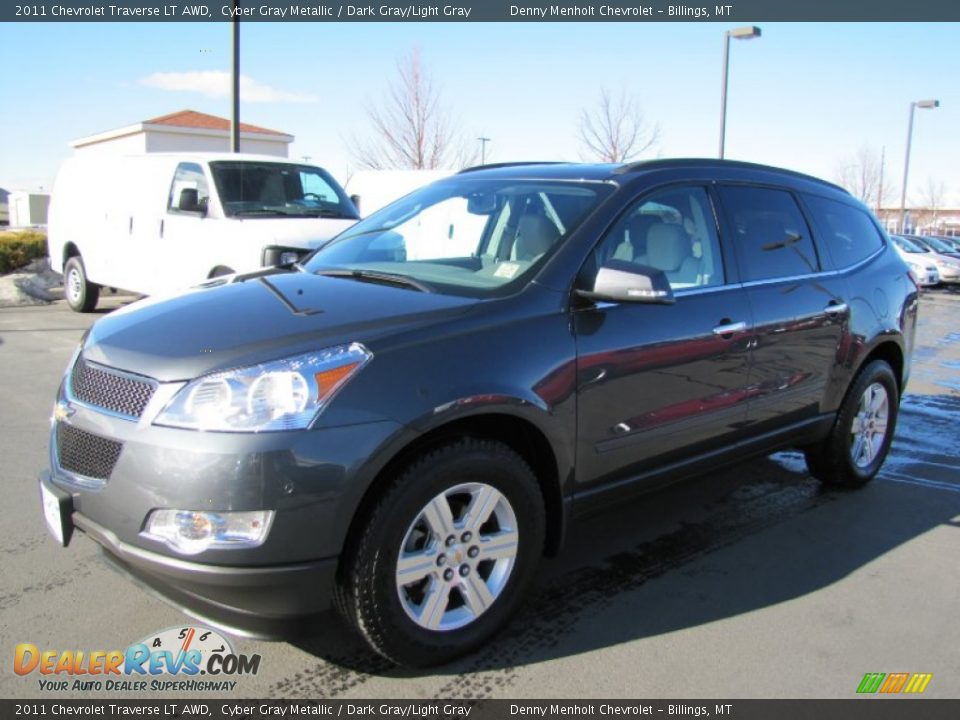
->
[[2, 288, 959, 699]]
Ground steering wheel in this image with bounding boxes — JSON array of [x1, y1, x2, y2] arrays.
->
[[302, 193, 326, 202]]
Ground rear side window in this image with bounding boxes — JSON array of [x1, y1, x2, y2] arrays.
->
[[717, 186, 819, 282], [804, 195, 884, 269]]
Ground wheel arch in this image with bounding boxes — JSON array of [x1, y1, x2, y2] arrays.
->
[[856, 340, 905, 398], [341, 412, 566, 567]]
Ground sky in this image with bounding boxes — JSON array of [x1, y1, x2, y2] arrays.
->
[[1, 21, 959, 207]]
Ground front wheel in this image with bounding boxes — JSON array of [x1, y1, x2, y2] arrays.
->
[[63, 256, 100, 312], [804, 360, 899, 488], [335, 439, 545, 667]]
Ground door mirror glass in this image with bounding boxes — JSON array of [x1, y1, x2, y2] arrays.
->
[[577, 260, 675, 304]]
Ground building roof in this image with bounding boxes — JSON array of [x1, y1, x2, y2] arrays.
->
[[70, 109, 293, 149], [143, 110, 287, 136]]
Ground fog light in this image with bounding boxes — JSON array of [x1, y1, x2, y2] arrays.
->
[[143, 509, 274, 555]]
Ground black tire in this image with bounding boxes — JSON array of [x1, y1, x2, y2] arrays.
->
[[804, 360, 899, 488], [335, 439, 545, 667], [63, 256, 100, 312]]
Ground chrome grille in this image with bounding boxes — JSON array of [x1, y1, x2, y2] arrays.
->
[[56, 423, 123, 481], [70, 356, 155, 419]]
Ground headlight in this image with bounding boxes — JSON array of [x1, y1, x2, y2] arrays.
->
[[155, 343, 372, 432]]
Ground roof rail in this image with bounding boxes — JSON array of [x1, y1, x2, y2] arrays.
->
[[458, 161, 570, 174], [614, 158, 848, 194]]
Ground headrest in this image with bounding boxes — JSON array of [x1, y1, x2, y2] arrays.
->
[[515, 215, 560, 260], [646, 223, 688, 272]]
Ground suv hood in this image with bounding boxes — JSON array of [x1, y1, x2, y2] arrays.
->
[[82, 269, 478, 382]]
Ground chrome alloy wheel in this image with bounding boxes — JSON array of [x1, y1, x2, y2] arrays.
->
[[66, 266, 83, 304], [395, 482, 519, 632], [850, 382, 890, 469]]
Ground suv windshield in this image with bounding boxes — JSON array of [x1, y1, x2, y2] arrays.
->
[[210, 161, 359, 220], [304, 177, 611, 297]]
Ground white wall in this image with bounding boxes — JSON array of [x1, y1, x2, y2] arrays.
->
[[8, 192, 50, 226], [73, 133, 147, 156], [143, 130, 289, 157]]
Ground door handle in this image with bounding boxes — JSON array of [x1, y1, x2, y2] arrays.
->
[[824, 302, 848, 316], [712, 320, 747, 336]]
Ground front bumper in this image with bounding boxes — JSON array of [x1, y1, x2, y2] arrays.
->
[[41, 471, 337, 635], [43, 390, 404, 631]]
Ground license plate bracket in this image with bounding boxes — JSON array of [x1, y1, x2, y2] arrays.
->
[[40, 480, 74, 547]]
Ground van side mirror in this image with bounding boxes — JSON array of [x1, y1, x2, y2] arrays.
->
[[349, 194, 361, 213], [178, 188, 206, 215], [576, 260, 675, 305]]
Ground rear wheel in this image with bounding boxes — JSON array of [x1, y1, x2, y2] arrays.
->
[[63, 256, 100, 312], [335, 439, 545, 667], [804, 360, 899, 487]]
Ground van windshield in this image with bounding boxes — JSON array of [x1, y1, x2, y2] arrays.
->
[[303, 177, 611, 298], [209, 161, 359, 220]]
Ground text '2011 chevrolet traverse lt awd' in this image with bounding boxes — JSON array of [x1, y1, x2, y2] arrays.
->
[[40, 160, 917, 667]]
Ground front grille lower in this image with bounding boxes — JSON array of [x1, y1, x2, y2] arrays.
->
[[56, 423, 123, 481], [70, 356, 156, 419]]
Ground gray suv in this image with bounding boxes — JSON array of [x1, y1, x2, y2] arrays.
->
[[40, 160, 917, 667]]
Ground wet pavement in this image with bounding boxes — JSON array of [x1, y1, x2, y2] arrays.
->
[[1, 288, 958, 699]]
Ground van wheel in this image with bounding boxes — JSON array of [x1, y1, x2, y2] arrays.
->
[[335, 439, 545, 667], [63, 257, 100, 312], [804, 360, 899, 488]]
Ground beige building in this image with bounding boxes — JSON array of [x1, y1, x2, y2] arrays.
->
[[875, 207, 960, 236], [70, 110, 293, 157]]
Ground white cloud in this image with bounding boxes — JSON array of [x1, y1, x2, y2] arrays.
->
[[140, 71, 317, 104]]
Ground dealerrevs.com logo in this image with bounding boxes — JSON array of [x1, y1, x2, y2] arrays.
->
[[14, 626, 261, 692]]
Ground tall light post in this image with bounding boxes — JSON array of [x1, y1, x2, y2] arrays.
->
[[718, 25, 761, 159], [230, 2, 240, 153], [899, 99, 939, 233], [478, 136, 491, 165]]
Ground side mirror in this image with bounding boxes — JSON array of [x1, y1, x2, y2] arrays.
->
[[179, 188, 206, 215], [576, 260, 675, 305], [349, 194, 361, 213]]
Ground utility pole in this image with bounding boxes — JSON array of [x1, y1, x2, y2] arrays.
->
[[230, 3, 240, 153], [478, 137, 491, 165]]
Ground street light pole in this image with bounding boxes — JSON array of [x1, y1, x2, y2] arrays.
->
[[230, 3, 240, 153], [898, 99, 939, 233], [478, 136, 491, 165], [719, 25, 761, 159]]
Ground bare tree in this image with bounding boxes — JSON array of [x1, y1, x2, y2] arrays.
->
[[350, 48, 476, 170], [578, 88, 659, 163], [834, 145, 892, 210], [915, 177, 947, 230]]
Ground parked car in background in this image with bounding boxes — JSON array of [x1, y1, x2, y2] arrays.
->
[[48, 153, 360, 311], [930, 235, 960, 253], [40, 159, 917, 667], [890, 237, 940, 287], [913, 234, 960, 259], [894, 234, 960, 284]]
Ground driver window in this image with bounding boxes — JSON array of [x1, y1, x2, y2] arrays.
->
[[167, 163, 209, 214], [591, 186, 725, 291]]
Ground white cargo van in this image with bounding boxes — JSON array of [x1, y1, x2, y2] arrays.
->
[[345, 170, 454, 217], [48, 153, 359, 311]]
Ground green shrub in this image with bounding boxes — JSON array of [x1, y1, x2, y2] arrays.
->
[[0, 230, 48, 274]]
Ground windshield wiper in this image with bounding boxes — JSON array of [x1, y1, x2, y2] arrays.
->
[[232, 209, 291, 217], [315, 268, 434, 293]]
